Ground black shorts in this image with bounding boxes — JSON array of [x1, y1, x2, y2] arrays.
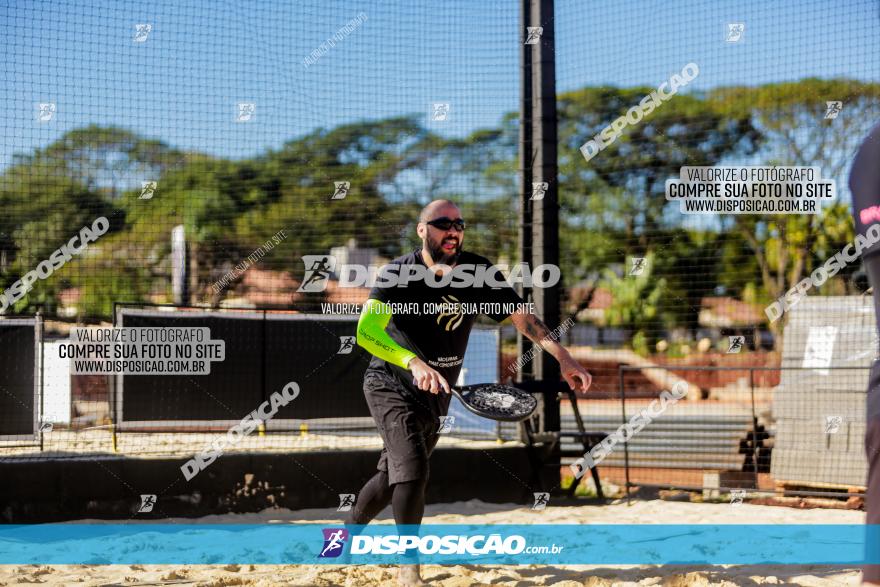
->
[[363, 370, 450, 485]]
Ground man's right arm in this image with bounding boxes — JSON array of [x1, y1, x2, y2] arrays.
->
[[356, 299, 450, 394], [356, 299, 417, 369]]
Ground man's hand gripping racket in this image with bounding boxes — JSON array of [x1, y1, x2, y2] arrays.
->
[[408, 357, 538, 422]]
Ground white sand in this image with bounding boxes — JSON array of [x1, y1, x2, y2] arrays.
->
[[0, 499, 864, 586]]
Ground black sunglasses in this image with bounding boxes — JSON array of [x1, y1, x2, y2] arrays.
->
[[426, 217, 466, 231]]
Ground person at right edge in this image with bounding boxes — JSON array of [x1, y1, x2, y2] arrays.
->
[[850, 121, 880, 585]]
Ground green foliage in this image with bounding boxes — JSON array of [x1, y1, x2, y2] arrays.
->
[[1, 78, 876, 332], [600, 252, 667, 353]]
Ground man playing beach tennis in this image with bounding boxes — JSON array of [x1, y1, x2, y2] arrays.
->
[[347, 199, 592, 586]]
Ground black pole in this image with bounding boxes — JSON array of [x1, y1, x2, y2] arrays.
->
[[620, 367, 631, 501], [530, 0, 560, 384], [517, 0, 534, 384]]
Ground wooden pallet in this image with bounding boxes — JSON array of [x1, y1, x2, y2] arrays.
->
[[775, 479, 865, 495]]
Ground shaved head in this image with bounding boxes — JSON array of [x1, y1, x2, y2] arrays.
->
[[417, 199, 464, 265], [419, 199, 460, 223]]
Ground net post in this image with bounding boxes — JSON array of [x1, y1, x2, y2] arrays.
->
[[516, 0, 534, 386], [529, 0, 561, 442]]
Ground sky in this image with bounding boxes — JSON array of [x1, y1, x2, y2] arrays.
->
[[1, 0, 878, 172]]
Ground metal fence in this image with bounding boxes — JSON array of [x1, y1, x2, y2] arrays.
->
[[592, 365, 870, 499]]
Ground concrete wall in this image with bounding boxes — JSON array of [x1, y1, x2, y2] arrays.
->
[[0, 446, 536, 522]]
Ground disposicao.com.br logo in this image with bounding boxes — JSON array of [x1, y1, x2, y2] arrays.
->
[[318, 528, 562, 558], [297, 255, 561, 292]]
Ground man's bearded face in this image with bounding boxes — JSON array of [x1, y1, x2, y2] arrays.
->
[[426, 227, 462, 265]]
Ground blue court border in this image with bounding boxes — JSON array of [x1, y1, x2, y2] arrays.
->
[[0, 524, 876, 565]]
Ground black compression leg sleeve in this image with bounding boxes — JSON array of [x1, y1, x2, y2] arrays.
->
[[391, 478, 428, 526], [346, 470, 393, 525]]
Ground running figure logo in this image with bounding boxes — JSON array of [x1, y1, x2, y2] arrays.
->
[[338, 336, 356, 354], [531, 182, 548, 201], [727, 335, 744, 353], [133, 23, 152, 42], [438, 415, 455, 434], [726, 23, 744, 42], [825, 101, 843, 120], [629, 257, 646, 276], [524, 26, 543, 45], [331, 181, 350, 200], [532, 492, 550, 510], [431, 103, 450, 122], [319, 528, 349, 558], [729, 489, 746, 506], [237, 102, 255, 122], [297, 255, 337, 292], [137, 494, 157, 513], [337, 494, 356, 512], [824, 415, 843, 434], [38, 103, 56, 122], [140, 181, 157, 200]]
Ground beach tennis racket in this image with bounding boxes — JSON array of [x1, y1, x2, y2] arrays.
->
[[394, 333, 535, 421], [450, 383, 538, 422]]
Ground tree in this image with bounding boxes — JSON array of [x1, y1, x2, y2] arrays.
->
[[600, 252, 667, 354], [709, 79, 880, 347]]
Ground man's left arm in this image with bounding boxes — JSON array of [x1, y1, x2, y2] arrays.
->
[[509, 309, 592, 392]]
